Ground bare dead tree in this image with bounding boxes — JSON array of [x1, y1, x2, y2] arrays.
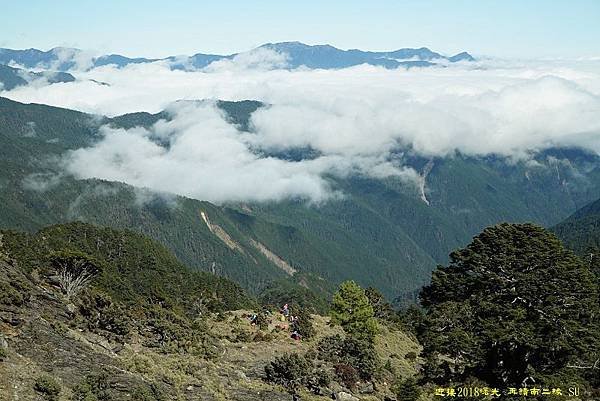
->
[[49, 250, 102, 299]]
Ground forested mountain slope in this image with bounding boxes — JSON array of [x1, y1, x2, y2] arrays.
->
[[1, 96, 599, 300], [553, 197, 600, 255]]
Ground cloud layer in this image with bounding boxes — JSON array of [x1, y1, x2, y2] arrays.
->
[[3, 52, 600, 202]]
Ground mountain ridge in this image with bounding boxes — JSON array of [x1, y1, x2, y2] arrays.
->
[[553, 197, 600, 254], [0, 42, 475, 72], [0, 64, 75, 90]]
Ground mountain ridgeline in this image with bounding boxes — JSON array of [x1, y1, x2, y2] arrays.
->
[[0, 64, 75, 90], [0, 42, 474, 73], [553, 197, 600, 254], [1, 96, 600, 303]]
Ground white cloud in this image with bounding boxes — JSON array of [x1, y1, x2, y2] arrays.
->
[[48, 47, 96, 71], [3, 54, 600, 202], [203, 48, 289, 72], [63, 102, 344, 203], [22, 172, 63, 192]]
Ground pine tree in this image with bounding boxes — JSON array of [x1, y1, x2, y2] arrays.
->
[[331, 280, 378, 341]]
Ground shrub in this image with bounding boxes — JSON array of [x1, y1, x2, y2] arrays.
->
[[346, 338, 379, 380], [72, 372, 110, 401], [34, 375, 61, 401], [213, 312, 227, 322], [392, 377, 421, 401], [334, 363, 360, 389], [265, 352, 310, 390], [291, 306, 315, 340], [78, 291, 130, 336], [317, 335, 379, 380], [231, 325, 252, 342], [256, 311, 270, 331], [384, 359, 395, 374], [0, 282, 24, 305], [304, 368, 331, 395], [144, 307, 213, 356], [264, 352, 330, 394], [132, 383, 165, 401], [253, 331, 275, 342]]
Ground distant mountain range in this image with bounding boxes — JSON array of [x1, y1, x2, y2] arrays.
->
[[0, 64, 74, 90], [0, 42, 475, 72]]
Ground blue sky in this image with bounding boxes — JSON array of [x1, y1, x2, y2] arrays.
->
[[1, 0, 599, 58]]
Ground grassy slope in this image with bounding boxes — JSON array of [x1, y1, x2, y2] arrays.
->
[[0, 232, 420, 401]]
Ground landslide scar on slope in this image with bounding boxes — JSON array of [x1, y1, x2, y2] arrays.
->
[[248, 239, 297, 276], [200, 211, 246, 254], [200, 210, 296, 275], [419, 160, 434, 205]]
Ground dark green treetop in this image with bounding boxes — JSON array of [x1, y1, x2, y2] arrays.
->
[[331, 280, 378, 342], [419, 223, 600, 388]]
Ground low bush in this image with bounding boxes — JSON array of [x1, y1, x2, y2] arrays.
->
[[143, 307, 214, 357], [231, 325, 252, 342], [78, 291, 130, 336], [304, 368, 331, 395], [0, 282, 24, 306], [265, 352, 310, 390], [256, 311, 270, 331], [132, 383, 165, 401], [334, 363, 360, 389], [72, 372, 110, 401], [392, 377, 421, 401], [317, 335, 379, 380], [265, 352, 332, 395], [291, 306, 315, 340], [253, 331, 275, 342], [34, 375, 61, 401]]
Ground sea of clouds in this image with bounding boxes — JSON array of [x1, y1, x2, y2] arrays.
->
[[2, 48, 600, 203]]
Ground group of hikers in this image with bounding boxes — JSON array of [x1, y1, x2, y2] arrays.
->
[[248, 303, 303, 341]]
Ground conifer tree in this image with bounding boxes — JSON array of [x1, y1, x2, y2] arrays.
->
[[331, 280, 378, 341]]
